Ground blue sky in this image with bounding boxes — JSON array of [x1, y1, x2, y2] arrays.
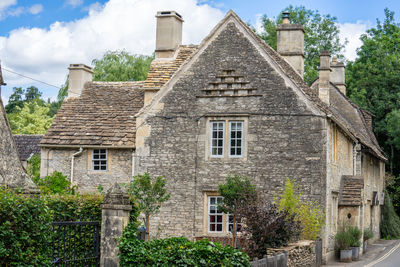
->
[[1, 0, 399, 103]]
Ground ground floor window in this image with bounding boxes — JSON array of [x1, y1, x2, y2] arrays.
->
[[92, 149, 107, 171], [207, 195, 242, 234]]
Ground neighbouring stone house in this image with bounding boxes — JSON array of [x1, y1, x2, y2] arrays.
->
[[13, 134, 43, 169], [40, 10, 386, 262], [0, 64, 36, 191]]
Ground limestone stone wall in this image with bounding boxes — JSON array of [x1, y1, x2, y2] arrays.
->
[[268, 240, 316, 267], [40, 147, 133, 192], [136, 22, 327, 239]]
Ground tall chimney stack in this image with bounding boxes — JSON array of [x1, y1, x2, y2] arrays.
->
[[155, 11, 183, 59], [318, 51, 331, 105], [67, 64, 93, 99], [330, 57, 346, 95], [277, 12, 305, 77]]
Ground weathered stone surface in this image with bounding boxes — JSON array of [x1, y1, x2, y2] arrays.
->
[[268, 240, 316, 267]]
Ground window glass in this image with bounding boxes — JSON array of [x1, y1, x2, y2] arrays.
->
[[211, 122, 224, 157], [229, 122, 243, 157], [208, 196, 223, 232], [93, 149, 107, 171]]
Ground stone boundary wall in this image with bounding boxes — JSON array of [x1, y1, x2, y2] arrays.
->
[[268, 240, 317, 267]]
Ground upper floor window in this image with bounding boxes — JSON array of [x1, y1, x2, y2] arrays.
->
[[210, 120, 244, 158], [92, 149, 107, 171]]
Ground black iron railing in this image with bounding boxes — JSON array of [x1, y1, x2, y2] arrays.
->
[[51, 221, 100, 267]]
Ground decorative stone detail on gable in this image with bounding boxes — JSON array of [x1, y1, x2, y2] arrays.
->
[[339, 175, 364, 206], [197, 69, 261, 98]]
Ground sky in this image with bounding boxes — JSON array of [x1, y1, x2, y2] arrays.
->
[[0, 0, 399, 104]]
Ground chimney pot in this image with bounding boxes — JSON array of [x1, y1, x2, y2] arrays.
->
[[155, 11, 183, 59], [67, 64, 93, 99], [282, 12, 290, 24], [330, 56, 346, 95]]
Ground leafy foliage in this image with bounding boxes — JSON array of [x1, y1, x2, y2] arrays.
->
[[277, 178, 325, 240], [0, 187, 52, 266], [36, 171, 73, 195], [92, 50, 153, 82], [118, 236, 250, 267], [127, 173, 170, 241], [363, 228, 374, 241], [346, 8, 400, 177], [258, 5, 346, 84], [239, 198, 301, 258], [335, 229, 352, 250], [348, 226, 362, 247], [26, 154, 41, 185], [7, 99, 53, 134], [218, 175, 256, 247], [381, 190, 400, 239]]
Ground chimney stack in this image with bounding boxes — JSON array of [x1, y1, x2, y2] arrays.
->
[[277, 12, 305, 77], [318, 51, 331, 105], [155, 11, 183, 59], [67, 64, 93, 99], [330, 57, 346, 95]]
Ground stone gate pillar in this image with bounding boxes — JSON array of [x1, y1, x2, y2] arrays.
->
[[100, 183, 132, 267]]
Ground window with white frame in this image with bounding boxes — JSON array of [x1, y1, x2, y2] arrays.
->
[[208, 196, 223, 232], [210, 120, 244, 158], [229, 122, 243, 157], [211, 122, 225, 157], [92, 149, 107, 171], [207, 195, 242, 234]]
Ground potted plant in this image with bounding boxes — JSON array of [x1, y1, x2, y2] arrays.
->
[[336, 230, 352, 262], [363, 229, 374, 252], [348, 226, 362, 261]]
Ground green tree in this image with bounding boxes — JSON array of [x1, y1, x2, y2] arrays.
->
[[26, 154, 41, 184], [127, 173, 170, 241], [258, 5, 346, 84], [24, 86, 42, 101], [218, 175, 256, 248], [92, 50, 153, 82], [8, 99, 53, 134], [5, 87, 24, 113], [346, 8, 400, 176]]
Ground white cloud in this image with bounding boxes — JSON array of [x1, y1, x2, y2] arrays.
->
[[29, 4, 43, 15], [0, 0, 16, 19], [66, 0, 84, 8], [0, 0, 224, 90], [339, 21, 372, 61]]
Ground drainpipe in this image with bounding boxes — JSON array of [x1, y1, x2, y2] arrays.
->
[[131, 150, 136, 177], [71, 147, 83, 185]]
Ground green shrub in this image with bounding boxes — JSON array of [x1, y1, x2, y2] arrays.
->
[[37, 171, 73, 194], [348, 226, 362, 247], [277, 178, 325, 240], [364, 229, 374, 241], [27, 154, 41, 184], [0, 187, 52, 266], [335, 229, 352, 250], [118, 236, 250, 266], [381, 190, 400, 239]]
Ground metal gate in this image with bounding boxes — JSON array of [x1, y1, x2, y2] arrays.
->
[[51, 221, 100, 266]]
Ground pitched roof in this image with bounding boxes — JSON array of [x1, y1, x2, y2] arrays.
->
[[13, 134, 43, 161], [143, 45, 198, 91], [311, 81, 386, 161], [40, 81, 144, 147]]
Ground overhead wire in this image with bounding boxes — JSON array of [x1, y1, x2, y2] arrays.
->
[[2, 67, 61, 89]]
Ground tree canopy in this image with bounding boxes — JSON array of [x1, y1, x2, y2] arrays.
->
[[92, 50, 153, 82], [258, 5, 346, 84]]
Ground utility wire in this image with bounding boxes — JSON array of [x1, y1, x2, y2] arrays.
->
[[2, 67, 61, 89]]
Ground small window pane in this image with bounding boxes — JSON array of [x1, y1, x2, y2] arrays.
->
[[92, 149, 108, 171]]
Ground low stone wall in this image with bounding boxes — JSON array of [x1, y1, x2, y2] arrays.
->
[[268, 240, 316, 267]]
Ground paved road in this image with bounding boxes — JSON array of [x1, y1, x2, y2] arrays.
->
[[368, 241, 400, 267]]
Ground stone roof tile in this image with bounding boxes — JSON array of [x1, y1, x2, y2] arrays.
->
[[13, 135, 43, 161]]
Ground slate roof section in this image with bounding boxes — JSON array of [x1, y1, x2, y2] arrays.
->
[[143, 45, 198, 91], [13, 135, 43, 161], [40, 81, 144, 147], [339, 175, 364, 206], [311, 80, 386, 161]]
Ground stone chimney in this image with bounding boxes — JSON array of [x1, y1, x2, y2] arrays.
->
[[67, 64, 93, 99], [318, 51, 331, 105], [330, 57, 346, 95], [277, 12, 305, 77], [155, 11, 183, 59]]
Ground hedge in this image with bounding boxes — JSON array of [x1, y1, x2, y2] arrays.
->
[[119, 226, 250, 267]]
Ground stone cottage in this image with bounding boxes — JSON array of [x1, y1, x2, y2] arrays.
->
[[40, 10, 386, 261]]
